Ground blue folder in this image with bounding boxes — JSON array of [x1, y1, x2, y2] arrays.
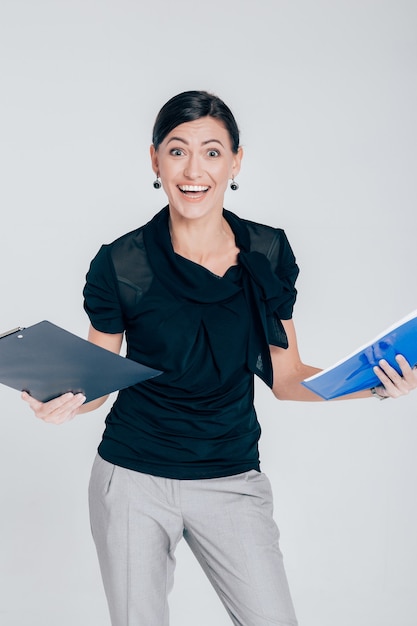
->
[[302, 310, 417, 400], [0, 321, 162, 403]]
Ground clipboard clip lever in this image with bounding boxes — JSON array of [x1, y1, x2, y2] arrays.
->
[[0, 327, 24, 340]]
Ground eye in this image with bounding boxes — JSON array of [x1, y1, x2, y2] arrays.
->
[[170, 148, 184, 156], [207, 149, 220, 157]]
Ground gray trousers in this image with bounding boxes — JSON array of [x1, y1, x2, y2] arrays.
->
[[89, 454, 298, 626]]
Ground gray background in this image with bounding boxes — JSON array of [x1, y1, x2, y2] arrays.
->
[[1, 1, 416, 625]]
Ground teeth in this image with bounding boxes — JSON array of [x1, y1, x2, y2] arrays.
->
[[179, 185, 209, 192]]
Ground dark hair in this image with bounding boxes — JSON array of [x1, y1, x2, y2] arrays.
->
[[152, 90, 240, 154]]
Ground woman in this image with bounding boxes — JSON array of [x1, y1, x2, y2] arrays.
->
[[22, 91, 417, 626]]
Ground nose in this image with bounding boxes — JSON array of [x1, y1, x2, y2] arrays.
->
[[183, 153, 203, 180]]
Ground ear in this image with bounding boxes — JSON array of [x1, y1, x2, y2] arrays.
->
[[231, 146, 243, 178], [150, 144, 159, 175]]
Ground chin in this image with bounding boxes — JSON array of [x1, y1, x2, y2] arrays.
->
[[169, 198, 221, 220]]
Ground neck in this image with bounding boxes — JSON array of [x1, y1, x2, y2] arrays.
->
[[168, 208, 238, 271], [169, 211, 228, 254]]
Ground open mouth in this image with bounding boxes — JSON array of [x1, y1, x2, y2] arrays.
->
[[178, 185, 210, 196]]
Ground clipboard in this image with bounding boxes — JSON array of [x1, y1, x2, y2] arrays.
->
[[302, 308, 417, 400], [0, 321, 162, 403]]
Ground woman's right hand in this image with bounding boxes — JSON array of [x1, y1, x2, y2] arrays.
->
[[21, 391, 86, 425]]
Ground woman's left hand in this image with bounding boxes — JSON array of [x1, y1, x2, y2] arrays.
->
[[373, 354, 417, 399]]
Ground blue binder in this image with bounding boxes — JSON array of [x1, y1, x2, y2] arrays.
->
[[0, 321, 162, 403], [302, 309, 417, 400]]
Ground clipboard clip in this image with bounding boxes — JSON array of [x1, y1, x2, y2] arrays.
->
[[0, 327, 24, 340]]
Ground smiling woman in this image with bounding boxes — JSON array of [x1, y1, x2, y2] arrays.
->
[[150, 116, 242, 226], [22, 90, 417, 626]]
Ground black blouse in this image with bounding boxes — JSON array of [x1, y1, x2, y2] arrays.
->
[[83, 207, 299, 479]]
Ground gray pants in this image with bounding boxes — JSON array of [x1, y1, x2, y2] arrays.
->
[[89, 454, 298, 626]]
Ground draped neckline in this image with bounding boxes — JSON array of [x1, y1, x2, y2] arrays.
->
[[143, 205, 249, 303], [142, 206, 290, 387]]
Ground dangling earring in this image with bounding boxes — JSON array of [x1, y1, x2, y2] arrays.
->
[[153, 175, 162, 189], [230, 177, 239, 191]]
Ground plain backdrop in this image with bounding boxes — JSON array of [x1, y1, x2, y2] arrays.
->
[[1, 1, 416, 625]]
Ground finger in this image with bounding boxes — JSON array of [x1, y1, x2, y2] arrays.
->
[[22, 391, 74, 412], [374, 359, 413, 398], [28, 393, 75, 420], [21, 391, 43, 411], [23, 392, 86, 423], [374, 360, 400, 385], [373, 362, 404, 398], [40, 393, 86, 424], [394, 355, 417, 387], [43, 393, 81, 413]]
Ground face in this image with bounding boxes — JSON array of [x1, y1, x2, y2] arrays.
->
[[150, 117, 243, 222]]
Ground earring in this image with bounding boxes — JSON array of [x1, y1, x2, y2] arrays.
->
[[230, 177, 239, 191], [153, 175, 162, 189]]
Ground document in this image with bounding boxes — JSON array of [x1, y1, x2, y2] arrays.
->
[[302, 309, 417, 400], [0, 321, 162, 402]]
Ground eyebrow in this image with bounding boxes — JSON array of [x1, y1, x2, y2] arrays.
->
[[166, 137, 225, 148]]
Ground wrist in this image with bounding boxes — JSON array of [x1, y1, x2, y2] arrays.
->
[[370, 386, 389, 400]]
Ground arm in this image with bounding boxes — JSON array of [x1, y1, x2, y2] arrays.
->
[[78, 325, 124, 412], [22, 325, 124, 424], [271, 319, 417, 401], [270, 319, 323, 401]]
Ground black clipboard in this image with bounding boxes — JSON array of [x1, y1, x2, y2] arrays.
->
[[0, 321, 162, 402]]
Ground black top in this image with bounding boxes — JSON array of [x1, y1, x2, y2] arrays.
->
[[83, 207, 299, 479]]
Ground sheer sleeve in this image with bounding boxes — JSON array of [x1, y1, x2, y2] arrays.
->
[[83, 245, 125, 334], [270, 229, 299, 320]]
